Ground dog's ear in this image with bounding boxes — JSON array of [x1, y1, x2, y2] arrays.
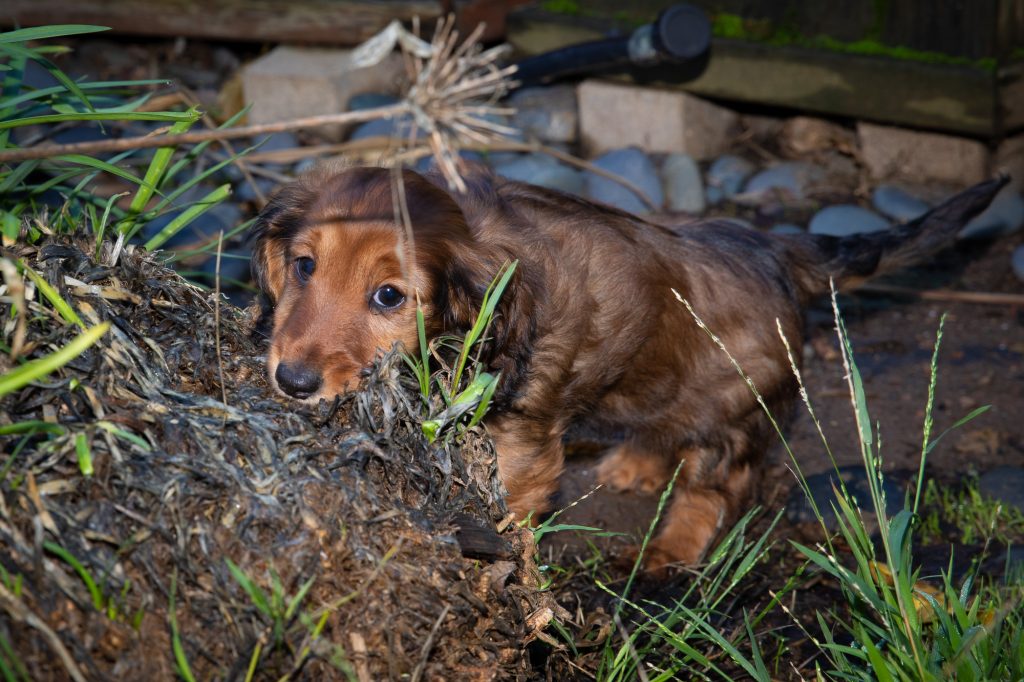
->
[[250, 180, 313, 314], [435, 248, 537, 395]]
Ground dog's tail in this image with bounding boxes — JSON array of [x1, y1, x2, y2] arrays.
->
[[789, 176, 1008, 294]]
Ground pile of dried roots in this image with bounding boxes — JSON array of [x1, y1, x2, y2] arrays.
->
[[0, 233, 554, 680]]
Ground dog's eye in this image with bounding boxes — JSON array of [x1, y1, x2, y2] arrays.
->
[[370, 285, 405, 311], [294, 257, 315, 283]]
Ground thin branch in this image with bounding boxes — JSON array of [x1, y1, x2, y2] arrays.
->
[[0, 103, 410, 163]]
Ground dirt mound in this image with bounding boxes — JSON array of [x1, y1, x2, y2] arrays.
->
[[0, 234, 550, 680]]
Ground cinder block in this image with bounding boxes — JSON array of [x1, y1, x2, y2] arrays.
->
[[994, 133, 1024, 190], [858, 122, 989, 186], [241, 46, 406, 140], [577, 80, 737, 159]]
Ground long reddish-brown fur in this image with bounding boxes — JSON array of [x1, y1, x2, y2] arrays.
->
[[251, 165, 1004, 568]]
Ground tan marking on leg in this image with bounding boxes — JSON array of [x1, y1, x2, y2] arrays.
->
[[594, 442, 674, 494], [489, 420, 565, 521]]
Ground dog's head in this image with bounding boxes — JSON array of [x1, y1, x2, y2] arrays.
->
[[251, 166, 529, 402]]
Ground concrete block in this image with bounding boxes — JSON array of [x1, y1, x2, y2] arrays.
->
[[858, 122, 989, 186], [577, 80, 737, 159], [241, 46, 406, 140], [994, 133, 1024, 190]]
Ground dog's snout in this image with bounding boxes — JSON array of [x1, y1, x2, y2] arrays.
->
[[275, 362, 322, 399]]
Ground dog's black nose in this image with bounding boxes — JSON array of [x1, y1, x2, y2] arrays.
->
[[275, 362, 322, 399]]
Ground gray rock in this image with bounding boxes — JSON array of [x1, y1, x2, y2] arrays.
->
[[872, 184, 930, 222], [255, 132, 300, 169], [415, 150, 485, 174], [661, 153, 705, 214], [349, 114, 413, 141], [959, 186, 1024, 239], [770, 222, 804, 235], [1013, 245, 1024, 282], [706, 154, 755, 202], [744, 161, 825, 200], [484, 150, 525, 167], [978, 467, 1024, 514], [509, 85, 578, 143], [142, 194, 243, 250], [347, 92, 401, 111], [235, 177, 278, 204], [583, 148, 663, 214], [809, 204, 890, 237], [786, 466, 904, 535], [494, 153, 584, 196]]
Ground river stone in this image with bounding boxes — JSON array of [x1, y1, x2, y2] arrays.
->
[[347, 92, 401, 111], [706, 154, 755, 203], [770, 223, 804, 235], [661, 153, 706, 214], [744, 161, 825, 200], [809, 204, 890, 237], [509, 85, 578, 144], [872, 184, 930, 222], [1013, 245, 1024, 282], [494, 154, 584, 195], [959, 186, 1024, 239], [583, 148, 663, 214], [349, 113, 414, 141]]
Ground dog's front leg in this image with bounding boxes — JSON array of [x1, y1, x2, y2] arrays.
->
[[487, 416, 565, 522]]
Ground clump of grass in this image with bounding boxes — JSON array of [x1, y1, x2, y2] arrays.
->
[[920, 477, 1024, 548], [403, 260, 517, 444]]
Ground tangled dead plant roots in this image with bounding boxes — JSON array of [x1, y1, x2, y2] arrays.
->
[[0, 233, 551, 680]]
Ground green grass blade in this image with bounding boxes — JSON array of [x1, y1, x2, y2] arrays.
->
[[95, 421, 151, 451], [285, 575, 316, 621], [19, 261, 85, 328], [43, 541, 103, 610], [0, 78, 167, 110], [125, 114, 199, 219], [74, 432, 93, 476], [0, 109, 198, 129], [466, 371, 500, 429], [0, 43, 94, 113], [169, 572, 197, 682], [143, 183, 231, 251], [0, 321, 109, 397], [56, 153, 153, 190], [0, 25, 109, 44], [226, 559, 272, 617], [0, 420, 65, 436]]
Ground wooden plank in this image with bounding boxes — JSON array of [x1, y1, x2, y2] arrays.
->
[[508, 11, 1012, 137], [1, 0, 443, 46], [680, 40, 1000, 137]]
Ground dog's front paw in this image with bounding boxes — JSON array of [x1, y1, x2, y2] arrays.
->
[[595, 444, 674, 494]]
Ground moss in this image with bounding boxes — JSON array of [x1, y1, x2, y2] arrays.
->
[[540, 0, 581, 16], [710, 12, 997, 71]]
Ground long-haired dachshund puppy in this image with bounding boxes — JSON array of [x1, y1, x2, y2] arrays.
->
[[251, 165, 1003, 568]]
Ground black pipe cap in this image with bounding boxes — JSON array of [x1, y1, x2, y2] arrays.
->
[[653, 4, 712, 62]]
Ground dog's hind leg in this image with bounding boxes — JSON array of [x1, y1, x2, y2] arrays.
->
[[594, 441, 676, 494], [644, 460, 753, 569], [488, 417, 566, 522]]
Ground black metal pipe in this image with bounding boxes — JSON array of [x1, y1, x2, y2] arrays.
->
[[512, 4, 712, 88]]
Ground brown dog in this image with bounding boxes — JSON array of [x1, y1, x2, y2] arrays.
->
[[251, 165, 1003, 568]]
